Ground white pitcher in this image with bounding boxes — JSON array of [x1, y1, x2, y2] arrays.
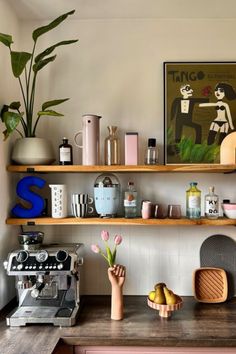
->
[[49, 184, 67, 218], [74, 114, 101, 165]]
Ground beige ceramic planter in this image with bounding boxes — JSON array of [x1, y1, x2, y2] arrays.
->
[[12, 137, 56, 165]]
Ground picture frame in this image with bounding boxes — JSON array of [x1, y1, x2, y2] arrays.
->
[[164, 61, 236, 164]]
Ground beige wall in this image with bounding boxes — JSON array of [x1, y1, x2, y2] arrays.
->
[[2, 12, 236, 300], [0, 0, 20, 309]]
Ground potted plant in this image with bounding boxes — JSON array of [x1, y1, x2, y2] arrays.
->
[[0, 10, 78, 164]]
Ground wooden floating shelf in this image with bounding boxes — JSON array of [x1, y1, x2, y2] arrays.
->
[[6, 164, 236, 173], [5, 217, 236, 226]]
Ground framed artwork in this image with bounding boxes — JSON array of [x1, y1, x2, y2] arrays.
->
[[164, 62, 236, 164]]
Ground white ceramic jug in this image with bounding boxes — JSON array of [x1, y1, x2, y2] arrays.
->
[[74, 114, 101, 165], [49, 184, 67, 218]]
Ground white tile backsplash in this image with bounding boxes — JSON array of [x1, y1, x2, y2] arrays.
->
[[29, 222, 236, 296]]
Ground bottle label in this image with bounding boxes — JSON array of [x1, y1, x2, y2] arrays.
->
[[124, 192, 137, 207], [124, 199, 137, 207], [188, 196, 200, 208], [60, 147, 71, 162], [205, 200, 219, 214]]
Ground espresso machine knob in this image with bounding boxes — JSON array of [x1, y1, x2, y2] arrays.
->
[[57, 263, 64, 270], [17, 264, 24, 270], [16, 250, 29, 263], [56, 250, 68, 262]]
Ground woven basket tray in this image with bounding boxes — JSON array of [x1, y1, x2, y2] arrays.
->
[[193, 267, 228, 303]]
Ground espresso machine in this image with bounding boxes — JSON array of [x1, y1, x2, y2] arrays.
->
[[4, 243, 83, 326]]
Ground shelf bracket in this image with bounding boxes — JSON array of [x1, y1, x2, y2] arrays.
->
[[27, 221, 35, 226], [223, 169, 236, 174], [26, 167, 35, 173]]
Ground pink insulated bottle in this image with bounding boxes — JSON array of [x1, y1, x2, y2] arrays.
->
[[74, 114, 101, 165]]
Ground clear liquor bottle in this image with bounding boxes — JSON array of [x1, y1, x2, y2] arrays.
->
[[124, 181, 137, 218], [186, 182, 201, 219], [144, 138, 159, 165], [104, 126, 121, 165], [205, 186, 219, 219]]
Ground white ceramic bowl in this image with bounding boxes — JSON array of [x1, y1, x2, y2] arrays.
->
[[222, 203, 236, 219]]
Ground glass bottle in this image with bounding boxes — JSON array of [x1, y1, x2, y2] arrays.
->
[[59, 137, 73, 165], [104, 126, 121, 165], [205, 186, 219, 219], [186, 182, 201, 219], [145, 138, 159, 165], [124, 181, 137, 218]]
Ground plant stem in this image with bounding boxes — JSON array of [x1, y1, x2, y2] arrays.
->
[[17, 109, 27, 136], [29, 72, 37, 136], [18, 77, 28, 133], [15, 128, 24, 138], [32, 114, 40, 136], [27, 42, 36, 104], [100, 252, 112, 267], [18, 78, 27, 113], [26, 41, 37, 137]]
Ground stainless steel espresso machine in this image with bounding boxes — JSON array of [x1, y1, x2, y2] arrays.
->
[[4, 243, 83, 326]]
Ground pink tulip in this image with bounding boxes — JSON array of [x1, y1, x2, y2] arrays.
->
[[101, 230, 109, 241], [91, 244, 100, 253], [114, 234, 122, 245]]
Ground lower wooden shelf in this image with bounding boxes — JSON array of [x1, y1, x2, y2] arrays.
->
[[5, 217, 236, 226]]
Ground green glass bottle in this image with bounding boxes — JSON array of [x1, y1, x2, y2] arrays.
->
[[186, 182, 201, 219]]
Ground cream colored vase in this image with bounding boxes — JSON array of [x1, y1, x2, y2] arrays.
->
[[12, 137, 56, 165]]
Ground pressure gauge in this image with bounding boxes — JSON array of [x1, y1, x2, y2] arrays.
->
[[16, 250, 29, 263], [36, 250, 48, 263]]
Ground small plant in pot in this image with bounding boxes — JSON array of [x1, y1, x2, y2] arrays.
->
[[0, 10, 78, 165]]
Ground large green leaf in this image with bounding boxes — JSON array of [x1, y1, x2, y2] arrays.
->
[[11, 51, 31, 77], [32, 10, 75, 42], [37, 110, 64, 117], [112, 248, 117, 265], [3, 111, 21, 133], [42, 98, 69, 111], [106, 246, 113, 267], [0, 105, 9, 122], [9, 101, 21, 110], [35, 40, 78, 63], [33, 55, 56, 72], [0, 33, 13, 48]]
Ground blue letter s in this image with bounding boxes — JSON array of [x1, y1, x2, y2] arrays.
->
[[11, 176, 46, 218]]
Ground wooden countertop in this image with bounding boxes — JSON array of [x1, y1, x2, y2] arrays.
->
[[1, 296, 236, 354]]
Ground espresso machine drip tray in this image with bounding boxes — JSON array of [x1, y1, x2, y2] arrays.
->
[[7, 305, 78, 326]]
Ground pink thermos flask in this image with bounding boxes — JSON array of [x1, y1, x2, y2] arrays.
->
[[74, 114, 101, 165]]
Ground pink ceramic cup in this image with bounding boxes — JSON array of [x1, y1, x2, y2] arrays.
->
[[141, 201, 152, 219]]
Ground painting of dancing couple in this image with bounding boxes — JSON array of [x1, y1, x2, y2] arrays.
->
[[164, 62, 236, 164]]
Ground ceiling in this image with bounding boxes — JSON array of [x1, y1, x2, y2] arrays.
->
[[7, 0, 236, 20]]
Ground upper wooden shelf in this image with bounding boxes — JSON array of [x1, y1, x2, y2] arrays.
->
[[5, 217, 236, 226], [6, 164, 236, 173]]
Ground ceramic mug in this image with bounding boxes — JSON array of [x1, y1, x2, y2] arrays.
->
[[168, 204, 182, 219], [141, 201, 153, 219], [71, 203, 94, 218], [72, 193, 93, 205], [154, 204, 168, 219]]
